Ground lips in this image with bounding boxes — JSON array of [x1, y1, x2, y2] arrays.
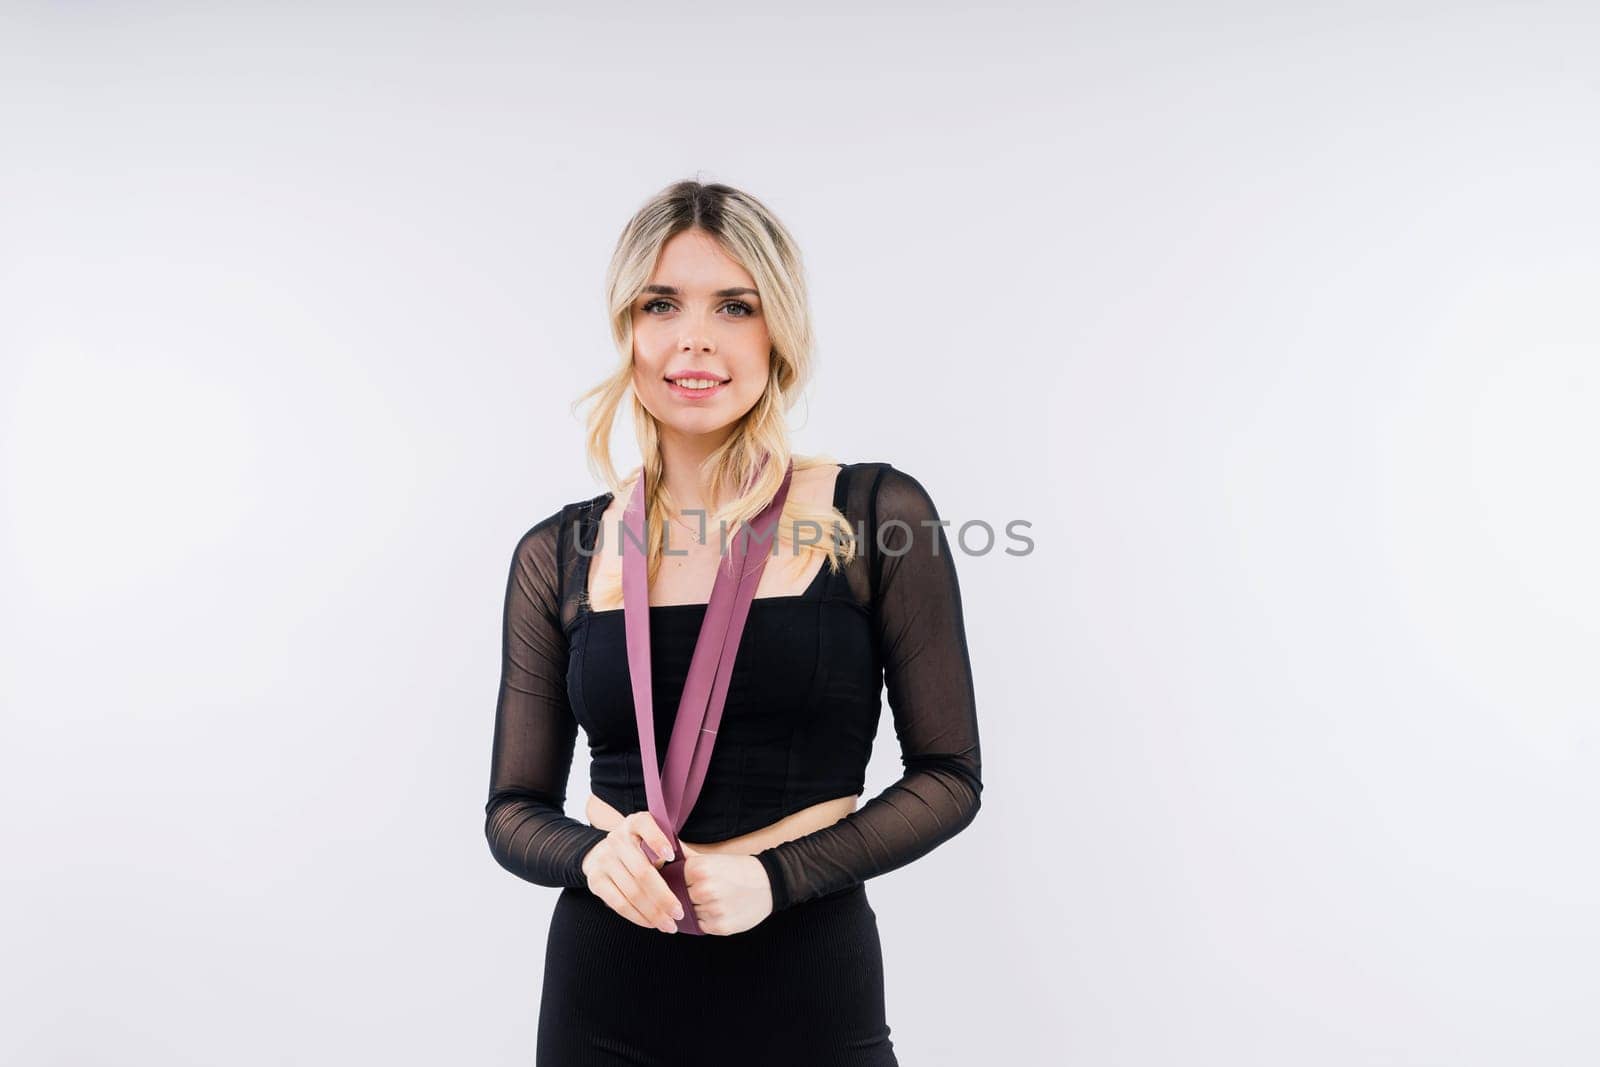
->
[[665, 376, 730, 400]]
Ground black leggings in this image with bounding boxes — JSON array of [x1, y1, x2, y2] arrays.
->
[[536, 882, 899, 1066]]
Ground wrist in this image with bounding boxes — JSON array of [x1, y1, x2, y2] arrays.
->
[[577, 834, 606, 883], [754, 849, 792, 913]]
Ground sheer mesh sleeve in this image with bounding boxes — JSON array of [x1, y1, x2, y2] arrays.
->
[[484, 511, 609, 890], [754, 465, 984, 911]]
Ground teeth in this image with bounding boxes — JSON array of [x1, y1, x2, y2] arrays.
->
[[672, 378, 723, 390]]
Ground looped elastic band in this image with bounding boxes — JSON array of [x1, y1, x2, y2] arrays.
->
[[621, 455, 794, 935]]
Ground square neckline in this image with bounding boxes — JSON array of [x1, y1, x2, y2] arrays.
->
[[576, 462, 850, 620]]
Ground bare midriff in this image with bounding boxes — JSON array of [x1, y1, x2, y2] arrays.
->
[[585, 792, 859, 857]]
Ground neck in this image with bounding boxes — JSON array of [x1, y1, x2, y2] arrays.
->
[[656, 424, 734, 518]]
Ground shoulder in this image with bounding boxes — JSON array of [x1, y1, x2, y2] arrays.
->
[[511, 490, 610, 568], [788, 456, 851, 510], [850, 462, 960, 596], [526, 489, 611, 536], [854, 461, 944, 524]]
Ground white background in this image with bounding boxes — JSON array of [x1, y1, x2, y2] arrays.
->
[[3, 3, 1597, 1064]]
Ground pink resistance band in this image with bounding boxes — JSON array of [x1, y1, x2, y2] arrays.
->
[[621, 456, 794, 935]]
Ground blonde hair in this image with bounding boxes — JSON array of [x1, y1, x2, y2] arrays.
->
[[571, 177, 857, 612]]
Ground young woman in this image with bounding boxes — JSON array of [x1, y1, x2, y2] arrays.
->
[[484, 179, 984, 1066]]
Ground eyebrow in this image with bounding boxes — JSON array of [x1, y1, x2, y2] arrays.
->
[[642, 284, 760, 299]]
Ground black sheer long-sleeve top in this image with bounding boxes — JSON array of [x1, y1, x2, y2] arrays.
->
[[484, 461, 983, 912]]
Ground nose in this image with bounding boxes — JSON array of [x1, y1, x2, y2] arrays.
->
[[677, 304, 718, 352]]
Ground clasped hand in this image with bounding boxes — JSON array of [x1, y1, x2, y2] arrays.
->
[[579, 810, 774, 936]]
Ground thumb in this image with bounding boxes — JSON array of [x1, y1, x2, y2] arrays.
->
[[631, 814, 675, 866]]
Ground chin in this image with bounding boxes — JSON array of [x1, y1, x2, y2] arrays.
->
[[670, 418, 738, 438]]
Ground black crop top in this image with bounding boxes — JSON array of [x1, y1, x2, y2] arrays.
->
[[484, 461, 983, 912]]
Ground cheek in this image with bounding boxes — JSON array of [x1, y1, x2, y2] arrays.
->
[[631, 328, 667, 372], [736, 372, 767, 407], [631, 311, 665, 345], [746, 341, 773, 389]]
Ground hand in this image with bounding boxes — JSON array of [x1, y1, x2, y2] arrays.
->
[[579, 810, 686, 935], [683, 853, 775, 936]]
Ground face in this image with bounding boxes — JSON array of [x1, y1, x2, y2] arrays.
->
[[630, 227, 771, 442]]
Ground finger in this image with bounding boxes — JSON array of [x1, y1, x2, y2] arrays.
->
[[593, 873, 656, 930], [608, 825, 659, 869], [681, 857, 715, 903], [696, 904, 726, 936], [615, 843, 684, 926], [609, 861, 678, 933], [626, 812, 676, 865]]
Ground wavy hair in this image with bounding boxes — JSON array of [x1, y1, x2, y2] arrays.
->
[[571, 178, 857, 612]]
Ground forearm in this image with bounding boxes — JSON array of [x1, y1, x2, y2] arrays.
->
[[485, 788, 609, 890], [754, 755, 982, 911]]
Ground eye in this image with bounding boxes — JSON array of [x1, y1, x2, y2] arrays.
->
[[638, 298, 758, 317]]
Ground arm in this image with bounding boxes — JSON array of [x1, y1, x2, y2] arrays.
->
[[754, 465, 984, 911], [483, 513, 609, 889]]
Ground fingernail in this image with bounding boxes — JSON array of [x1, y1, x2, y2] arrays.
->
[[674, 905, 685, 921]]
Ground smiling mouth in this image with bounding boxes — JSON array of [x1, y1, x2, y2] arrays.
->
[[664, 375, 731, 397]]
